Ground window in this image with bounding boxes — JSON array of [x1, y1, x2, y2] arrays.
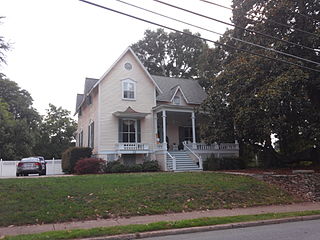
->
[[88, 122, 94, 148], [78, 131, 83, 147], [118, 119, 141, 143], [173, 95, 181, 105], [122, 79, 135, 100]]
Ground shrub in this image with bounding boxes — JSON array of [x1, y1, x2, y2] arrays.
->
[[62, 147, 92, 173], [74, 158, 106, 174], [142, 161, 160, 172], [130, 164, 143, 172], [105, 160, 160, 173], [204, 156, 245, 171]]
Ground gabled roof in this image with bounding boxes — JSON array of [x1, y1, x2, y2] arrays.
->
[[75, 94, 84, 113], [151, 75, 207, 104], [75, 47, 163, 115], [89, 47, 162, 96], [84, 78, 99, 94]]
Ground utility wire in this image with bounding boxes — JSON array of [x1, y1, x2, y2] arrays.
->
[[200, 0, 319, 38], [153, 0, 319, 52], [113, 0, 320, 66], [79, 0, 320, 73]]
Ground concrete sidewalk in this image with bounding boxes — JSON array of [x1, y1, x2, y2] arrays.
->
[[1, 202, 320, 237]]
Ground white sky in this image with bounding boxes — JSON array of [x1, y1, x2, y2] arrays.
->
[[1, 0, 232, 116]]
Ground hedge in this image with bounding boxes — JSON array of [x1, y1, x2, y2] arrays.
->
[[61, 147, 92, 173], [105, 160, 160, 173], [203, 156, 245, 171], [74, 158, 106, 174]]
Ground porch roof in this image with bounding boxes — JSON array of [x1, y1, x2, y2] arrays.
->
[[113, 107, 149, 119], [152, 104, 195, 113]]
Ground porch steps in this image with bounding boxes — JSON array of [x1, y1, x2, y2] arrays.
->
[[167, 151, 202, 172]]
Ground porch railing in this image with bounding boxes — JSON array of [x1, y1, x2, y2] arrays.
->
[[116, 143, 149, 151], [167, 151, 176, 171], [155, 143, 167, 151], [186, 142, 239, 151], [183, 143, 203, 169]]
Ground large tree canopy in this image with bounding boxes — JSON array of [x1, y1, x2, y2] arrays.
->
[[200, 0, 320, 166], [33, 104, 77, 159], [131, 28, 207, 79], [0, 77, 40, 159]]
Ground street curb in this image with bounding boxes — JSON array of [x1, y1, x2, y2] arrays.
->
[[83, 214, 320, 240]]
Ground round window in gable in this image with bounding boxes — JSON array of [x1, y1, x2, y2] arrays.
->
[[124, 62, 132, 70]]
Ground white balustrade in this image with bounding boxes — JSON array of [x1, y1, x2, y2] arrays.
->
[[116, 143, 149, 151]]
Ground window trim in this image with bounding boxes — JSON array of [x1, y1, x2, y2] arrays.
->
[[121, 78, 136, 101], [118, 118, 141, 143], [88, 121, 94, 148]]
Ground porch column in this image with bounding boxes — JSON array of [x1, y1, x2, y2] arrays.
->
[[191, 111, 196, 149], [162, 110, 167, 150], [154, 114, 158, 141]]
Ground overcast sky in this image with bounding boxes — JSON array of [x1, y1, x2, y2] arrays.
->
[[1, 0, 232, 116]]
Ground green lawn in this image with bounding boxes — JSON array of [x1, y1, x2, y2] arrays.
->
[[4, 210, 320, 240], [0, 172, 299, 226]]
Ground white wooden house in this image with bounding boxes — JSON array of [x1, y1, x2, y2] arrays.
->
[[75, 47, 238, 171]]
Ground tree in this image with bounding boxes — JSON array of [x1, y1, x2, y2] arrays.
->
[[34, 104, 77, 159], [0, 17, 10, 76], [200, 0, 320, 166], [0, 77, 40, 159], [131, 28, 208, 79]]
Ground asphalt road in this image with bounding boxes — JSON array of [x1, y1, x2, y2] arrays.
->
[[143, 219, 320, 240]]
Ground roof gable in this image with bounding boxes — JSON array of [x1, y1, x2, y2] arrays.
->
[[90, 47, 162, 95], [152, 75, 207, 105], [170, 86, 189, 104]]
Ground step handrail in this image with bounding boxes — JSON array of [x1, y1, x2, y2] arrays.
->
[[183, 142, 203, 169], [167, 152, 177, 171]]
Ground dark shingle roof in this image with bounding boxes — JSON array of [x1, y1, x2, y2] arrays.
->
[[151, 75, 207, 104], [75, 94, 84, 112], [84, 78, 99, 94]]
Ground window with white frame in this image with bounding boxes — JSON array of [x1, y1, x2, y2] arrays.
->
[[78, 130, 83, 147], [88, 122, 94, 148], [122, 79, 135, 100], [118, 119, 141, 143]]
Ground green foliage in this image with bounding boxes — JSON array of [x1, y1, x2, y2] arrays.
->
[[74, 158, 106, 175], [61, 147, 92, 173], [4, 210, 320, 240], [131, 28, 207, 79], [0, 17, 10, 70], [105, 161, 160, 173], [200, 0, 320, 166], [0, 173, 297, 227], [0, 77, 40, 159], [203, 156, 245, 171], [34, 104, 77, 159]]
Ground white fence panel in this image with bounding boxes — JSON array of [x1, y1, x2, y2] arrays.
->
[[0, 159, 63, 177]]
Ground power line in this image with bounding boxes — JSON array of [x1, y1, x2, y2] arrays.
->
[[113, 0, 320, 66], [200, 0, 320, 38], [153, 0, 318, 52], [78, 0, 320, 73]]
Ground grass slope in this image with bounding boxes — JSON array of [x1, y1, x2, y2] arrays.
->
[[0, 172, 299, 226], [5, 211, 320, 240]]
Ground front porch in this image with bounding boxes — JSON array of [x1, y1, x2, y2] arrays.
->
[[153, 105, 239, 172]]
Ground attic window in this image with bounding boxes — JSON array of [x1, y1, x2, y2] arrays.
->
[[124, 62, 132, 70], [173, 95, 181, 105]]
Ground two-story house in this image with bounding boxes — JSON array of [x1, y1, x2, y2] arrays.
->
[[75, 47, 239, 171]]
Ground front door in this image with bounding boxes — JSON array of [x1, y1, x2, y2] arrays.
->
[[179, 126, 193, 143]]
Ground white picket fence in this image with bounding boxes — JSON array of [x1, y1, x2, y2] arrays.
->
[[0, 159, 63, 177]]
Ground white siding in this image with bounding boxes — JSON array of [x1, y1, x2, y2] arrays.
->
[[99, 51, 156, 152]]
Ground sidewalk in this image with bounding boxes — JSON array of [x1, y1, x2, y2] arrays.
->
[[2, 202, 320, 237]]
